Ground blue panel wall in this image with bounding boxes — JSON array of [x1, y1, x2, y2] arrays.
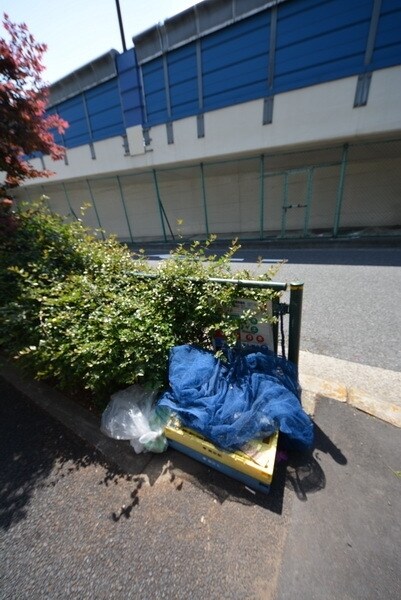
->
[[58, 95, 90, 148], [202, 11, 270, 110], [116, 50, 143, 127], [48, 50, 143, 150], [85, 79, 125, 141], [168, 43, 198, 119], [141, 11, 271, 125], [274, 0, 372, 92], [46, 0, 401, 146], [48, 79, 126, 148], [371, 0, 401, 70], [138, 0, 401, 128], [142, 57, 168, 125]]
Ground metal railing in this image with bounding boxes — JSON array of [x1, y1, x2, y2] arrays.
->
[[131, 270, 303, 367]]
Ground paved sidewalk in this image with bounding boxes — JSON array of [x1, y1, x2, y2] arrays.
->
[[1, 366, 400, 599], [277, 398, 401, 600], [299, 350, 401, 428], [0, 378, 291, 600]]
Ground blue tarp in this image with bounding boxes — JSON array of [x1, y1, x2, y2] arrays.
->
[[158, 345, 314, 451]]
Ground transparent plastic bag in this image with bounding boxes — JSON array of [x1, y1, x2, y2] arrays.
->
[[100, 385, 169, 454]]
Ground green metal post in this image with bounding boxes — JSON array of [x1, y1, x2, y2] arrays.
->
[[280, 173, 289, 238], [259, 154, 265, 239], [116, 175, 134, 243], [272, 297, 279, 355], [200, 163, 210, 237], [86, 179, 105, 240], [152, 169, 167, 242], [288, 282, 303, 367], [154, 170, 175, 241], [303, 167, 314, 237], [333, 143, 349, 237], [62, 182, 77, 220]]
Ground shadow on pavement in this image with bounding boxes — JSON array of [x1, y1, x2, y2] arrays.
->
[[0, 379, 123, 530], [1, 375, 287, 526], [1, 376, 348, 527], [168, 449, 288, 515], [135, 420, 347, 516], [284, 422, 347, 501]]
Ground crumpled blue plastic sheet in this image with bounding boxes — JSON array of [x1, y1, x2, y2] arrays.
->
[[158, 344, 314, 451]]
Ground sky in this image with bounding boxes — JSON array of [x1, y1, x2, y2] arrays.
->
[[1, 0, 203, 83]]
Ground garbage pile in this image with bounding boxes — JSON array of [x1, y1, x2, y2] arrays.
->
[[101, 385, 169, 454], [101, 344, 314, 454]]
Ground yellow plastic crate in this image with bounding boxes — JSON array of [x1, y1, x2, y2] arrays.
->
[[165, 419, 278, 487]]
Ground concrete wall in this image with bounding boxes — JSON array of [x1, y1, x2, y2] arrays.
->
[[13, 66, 401, 240], [19, 139, 401, 241], [7, 0, 401, 241], [341, 155, 401, 229], [21, 65, 401, 188]]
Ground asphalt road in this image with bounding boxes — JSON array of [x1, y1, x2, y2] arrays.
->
[[141, 244, 401, 372], [0, 379, 291, 600], [2, 375, 400, 600], [243, 247, 401, 372], [277, 397, 401, 600]]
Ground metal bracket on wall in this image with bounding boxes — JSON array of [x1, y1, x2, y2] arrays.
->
[[63, 151, 69, 166], [263, 96, 274, 125], [122, 134, 130, 156], [197, 113, 205, 138], [89, 142, 96, 160], [354, 0, 381, 108], [354, 72, 372, 107], [263, 4, 277, 125], [39, 155, 46, 170], [166, 121, 174, 144], [143, 127, 152, 146]]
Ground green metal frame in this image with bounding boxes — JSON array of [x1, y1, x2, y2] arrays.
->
[[303, 168, 314, 237], [116, 175, 134, 243], [280, 172, 289, 237], [62, 182, 77, 220], [152, 169, 167, 242], [288, 283, 303, 366], [333, 144, 349, 237], [22, 136, 397, 243], [264, 160, 344, 239], [152, 169, 176, 242], [259, 154, 265, 239], [86, 179, 105, 240], [200, 163, 210, 237], [130, 271, 303, 367]]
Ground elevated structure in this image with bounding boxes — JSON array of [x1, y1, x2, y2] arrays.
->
[[15, 0, 401, 241]]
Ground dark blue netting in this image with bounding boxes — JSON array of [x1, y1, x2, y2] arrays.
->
[[158, 344, 314, 451]]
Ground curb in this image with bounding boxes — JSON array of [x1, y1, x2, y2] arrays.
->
[[300, 373, 401, 429], [1, 356, 400, 478], [0, 359, 153, 476]]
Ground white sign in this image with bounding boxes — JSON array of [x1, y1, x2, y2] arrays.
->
[[214, 298, 274, 351], [231, 298, 274, 349]]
